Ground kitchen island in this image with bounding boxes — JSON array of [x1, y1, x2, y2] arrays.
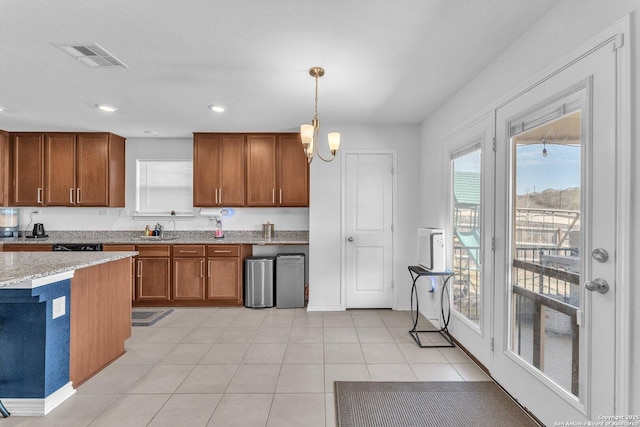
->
[[0, 251, 136, 416]]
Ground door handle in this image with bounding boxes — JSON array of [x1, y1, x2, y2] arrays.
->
[[37, 187, 43, 204], [347, 237, 354, 242], [585, 278, 609, 294], [76, 188, 81, 204], [70, 188, 75, 204]]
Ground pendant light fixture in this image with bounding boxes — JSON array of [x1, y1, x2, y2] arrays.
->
[[542, 139, 548, 157], [300, 66, 340, 163]]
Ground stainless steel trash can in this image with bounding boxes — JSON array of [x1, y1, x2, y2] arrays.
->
[[276, 253, 305, 308], [244, 256, 276, 308]]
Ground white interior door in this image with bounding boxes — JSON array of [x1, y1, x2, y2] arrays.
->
[[443, 111, 494, 368], [492, 40, 617, 425], [344, 152, 394, 308]]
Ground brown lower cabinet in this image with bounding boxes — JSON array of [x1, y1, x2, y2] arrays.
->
[[133, 243, 252, 307], [1, 244, 52, 251], [136, 245, 171, 301]]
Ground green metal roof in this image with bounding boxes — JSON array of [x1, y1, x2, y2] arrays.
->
[[454, 171, 480, 206]]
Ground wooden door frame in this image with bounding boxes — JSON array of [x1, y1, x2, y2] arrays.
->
[[340, 149, 398, 310]]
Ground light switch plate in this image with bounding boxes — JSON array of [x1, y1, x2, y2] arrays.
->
[[52, 296, 66, 319]]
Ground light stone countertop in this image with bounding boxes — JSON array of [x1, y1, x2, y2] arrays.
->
[[0, 251, 137, 288], [0, 230, 309, 246]]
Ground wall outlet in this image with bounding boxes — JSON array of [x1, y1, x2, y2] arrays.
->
[[52, 296, 66, 319]]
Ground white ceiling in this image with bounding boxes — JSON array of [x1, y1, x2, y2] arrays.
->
[[0, 0, 561, 138]]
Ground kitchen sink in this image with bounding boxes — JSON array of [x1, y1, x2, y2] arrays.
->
[[134, 235, 178, 241]]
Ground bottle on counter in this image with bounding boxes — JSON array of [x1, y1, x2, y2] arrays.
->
[[144, 225, 151, 236]]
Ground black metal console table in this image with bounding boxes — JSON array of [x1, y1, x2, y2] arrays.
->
[[408, 265, 455, 348]]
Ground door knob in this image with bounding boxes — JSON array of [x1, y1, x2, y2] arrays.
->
[[346, 237, 354, 242], [585, 278, 609, 294]]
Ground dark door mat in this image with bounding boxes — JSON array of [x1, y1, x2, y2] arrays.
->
[[335, 381, 540, 427], [132, 308, 174, 326]]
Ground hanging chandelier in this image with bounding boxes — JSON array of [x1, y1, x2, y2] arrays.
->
[[300, 66, 340, 163]]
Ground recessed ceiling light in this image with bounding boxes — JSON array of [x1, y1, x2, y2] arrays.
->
[[0, 106, 4, 112], [208, 104, 226, 113], [96, 104, 117, 112]]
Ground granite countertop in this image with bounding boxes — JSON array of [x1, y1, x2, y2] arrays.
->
[[0, 251, 137, 288], [0, 230, 309, 246]]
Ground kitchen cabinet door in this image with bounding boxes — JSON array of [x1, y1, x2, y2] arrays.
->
[[193, 134, 245, 207], [137, 257, 171, 301], [207, 257, 241, 303], [193, 133, 218, 206], [11, 133, 44, 206], [44, 133, 76, 206], [218, 135, 245, 206], [246, 135, 277, 206], [173, 257, 206, 300], [76, 133, 110, 206], [0, 131, 9, 206], [278, 134, 309, 207]]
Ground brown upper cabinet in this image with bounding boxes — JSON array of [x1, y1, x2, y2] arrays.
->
[[11, 133, 43, 206], [278, 134, 310, 207], [0, 130, 10, 206], [193, 133, 246, 207], [11, 132, 125, 207], [246, 133, 309, 207], [246, 134, 278, 207]]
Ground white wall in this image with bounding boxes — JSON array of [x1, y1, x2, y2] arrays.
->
[[16, 137, 309, 232], [307, 124, 421, 311], [419, 0, 639, 414]]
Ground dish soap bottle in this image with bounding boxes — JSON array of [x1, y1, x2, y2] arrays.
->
[[144, 225, 151, 236]]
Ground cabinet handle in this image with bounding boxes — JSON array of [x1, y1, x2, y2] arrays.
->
[[37, 187, 42, 204], [280, 189, 282, 204], [77, 188, 81, 204], [214, 250, 232, 253], [200, 260, 204, 278], [272, 189, 275, 204], [208, 260, 211, 277], [215, 188, 218, 205], [70, 188, 75, 204], [137, 261, 141, 278], [219, 188, 222, 204], [179, 250, 198, 254]]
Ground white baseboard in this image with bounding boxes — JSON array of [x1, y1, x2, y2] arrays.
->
[[1, 382, 75, 416], [306, 304, 344, 312]]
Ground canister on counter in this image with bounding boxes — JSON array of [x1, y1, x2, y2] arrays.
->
[[262, 222, 275, 239]]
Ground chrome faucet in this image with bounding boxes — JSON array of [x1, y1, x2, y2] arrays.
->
[[154, 223, 164, 238]]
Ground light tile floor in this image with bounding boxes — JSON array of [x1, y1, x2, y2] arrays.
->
[[0, 307, 489, 427]]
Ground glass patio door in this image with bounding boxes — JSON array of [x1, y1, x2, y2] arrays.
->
[[492, 40, 617, 425]]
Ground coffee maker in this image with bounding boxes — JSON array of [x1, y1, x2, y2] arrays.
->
[[0, 208, 20, 239]]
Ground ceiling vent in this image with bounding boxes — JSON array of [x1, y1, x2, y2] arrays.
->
[[54, 43, 128, 68]]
